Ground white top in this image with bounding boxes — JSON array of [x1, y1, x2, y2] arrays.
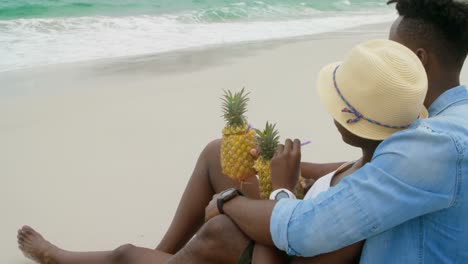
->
[[303, 161, 355, 200], [303, 171, 334, 200]]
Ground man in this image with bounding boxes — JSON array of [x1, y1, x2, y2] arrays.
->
[[17, 0, 468, 263]]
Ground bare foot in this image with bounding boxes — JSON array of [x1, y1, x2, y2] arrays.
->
[[17, 226, 55, 264]]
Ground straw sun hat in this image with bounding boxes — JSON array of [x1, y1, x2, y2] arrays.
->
[[317, 39, 428, 140]]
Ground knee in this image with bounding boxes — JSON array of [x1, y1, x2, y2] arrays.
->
[[192, 215, 249, 263], [201, 139, 222, 171], [198, 215, 237, 245], [110, 244, 136, 264], [203, 139, 222, 159]]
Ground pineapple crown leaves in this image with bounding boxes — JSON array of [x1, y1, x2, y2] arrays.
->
[[255, 122, 280, 161], [221, 88, 250, 127]]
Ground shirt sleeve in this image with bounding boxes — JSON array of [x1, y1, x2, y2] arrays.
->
[[270, 123, 459, 257]]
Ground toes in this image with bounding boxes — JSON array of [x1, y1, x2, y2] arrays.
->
[[18, 228, 26, 236], [23, 226, 44, 240], [22, 226, 35, 235], [18, 226, 37, 241], [22, 225, 33, 231], [18, 233, 26, 242], [18, 229, 27, 238], [18, 236, 25, 243], [17, 231, 32, 246], [23, 228, 34, 236]]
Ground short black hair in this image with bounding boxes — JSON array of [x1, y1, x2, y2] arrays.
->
[[388, 0, 468, 67]]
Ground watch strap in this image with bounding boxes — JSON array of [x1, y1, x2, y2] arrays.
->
[[217, 198, 225, 215], [217, 189, 243, 215]]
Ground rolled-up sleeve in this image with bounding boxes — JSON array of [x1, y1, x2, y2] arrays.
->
[[270, 198, 302, 254], [271, 179, 379, 256], [270, 124, 458, 257]]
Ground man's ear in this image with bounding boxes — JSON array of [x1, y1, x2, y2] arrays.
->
[[415, 48, 428, 66]]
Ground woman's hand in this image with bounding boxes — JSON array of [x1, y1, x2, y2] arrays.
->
[[205, 193, 222, 222], [270, 139, 301, 192], [300, 177, 316, 195]]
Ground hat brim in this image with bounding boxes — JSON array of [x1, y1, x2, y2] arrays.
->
[[316, 62, 428, 141]]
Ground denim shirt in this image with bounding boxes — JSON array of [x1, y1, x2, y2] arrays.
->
[[270, 86, 468, 263]]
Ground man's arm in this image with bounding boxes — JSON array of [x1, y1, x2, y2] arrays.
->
[[273, 126, 457, 256], [223, 196, 276, 245]]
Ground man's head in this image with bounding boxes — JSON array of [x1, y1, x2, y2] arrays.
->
[[388, 0, 468, 105]]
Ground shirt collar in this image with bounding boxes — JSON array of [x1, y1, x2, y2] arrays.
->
[[428, 85, 468, 117]]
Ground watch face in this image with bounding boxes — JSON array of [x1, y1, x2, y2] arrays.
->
[[275, 191, 290, 200]]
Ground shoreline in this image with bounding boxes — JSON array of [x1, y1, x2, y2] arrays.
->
[[0, 22, 391, 76], [0, 9, 396, 74]]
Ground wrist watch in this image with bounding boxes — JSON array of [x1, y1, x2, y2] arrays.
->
[[217, 188, 243, 214], [269, 188, 296, 201]]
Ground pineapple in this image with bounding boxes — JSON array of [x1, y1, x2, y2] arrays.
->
[[254, 122, 305, 199], [254, 122, 280, 199], [220, 88, 257, 182]]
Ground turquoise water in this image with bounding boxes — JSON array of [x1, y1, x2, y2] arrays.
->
[[1, 0, 388, 20], [0, 1, 395, 72]]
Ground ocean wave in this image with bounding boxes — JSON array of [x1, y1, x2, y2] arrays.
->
[[0, 0, 389, 20], [0, 11, 396, 72]]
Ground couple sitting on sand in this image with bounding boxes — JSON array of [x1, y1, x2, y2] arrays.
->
[[18, 0, 468, 263]]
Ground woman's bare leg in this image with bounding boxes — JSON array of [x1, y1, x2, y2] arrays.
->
[[156, 139, 261, 254], [18, 215, 250, 264], [167, 215, 250, 264], [18, 226, 171, 264], [252, 244, 287, 264], [17, 138, 345, 263]]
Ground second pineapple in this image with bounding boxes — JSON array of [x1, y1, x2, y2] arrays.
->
[[254, 122, 280, 199]]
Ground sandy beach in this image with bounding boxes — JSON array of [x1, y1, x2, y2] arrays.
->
[[2, 22, 467, 263]]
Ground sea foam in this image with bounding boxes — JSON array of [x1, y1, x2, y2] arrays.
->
[[0, 10, 395, 72]]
